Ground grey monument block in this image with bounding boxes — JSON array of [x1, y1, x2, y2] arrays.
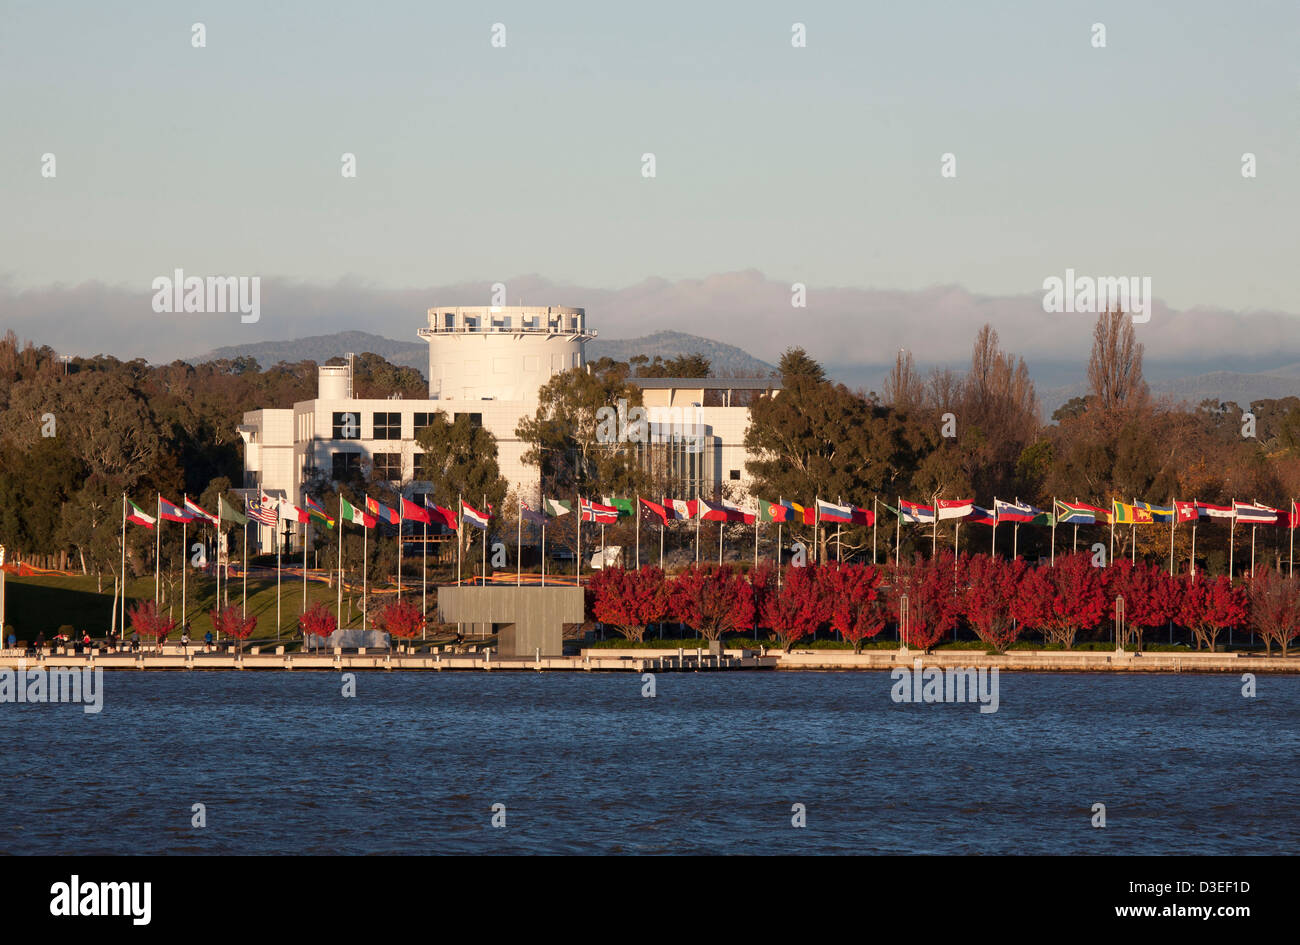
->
[[437, 586, 585, 658]]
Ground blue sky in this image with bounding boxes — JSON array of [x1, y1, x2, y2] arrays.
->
[[1, 0, 1297, 361]]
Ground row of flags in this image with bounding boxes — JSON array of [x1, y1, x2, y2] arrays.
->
[[124, 490, 1300, 535]]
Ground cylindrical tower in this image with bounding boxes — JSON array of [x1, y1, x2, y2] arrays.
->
[[418, 305, 596, 402]]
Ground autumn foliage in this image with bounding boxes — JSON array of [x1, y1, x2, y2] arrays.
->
[[885, 552, 962, 652], [960, 554, 1026, 652], [1178, 574, 1247, 652], [1013, 553, 1108, 649], [760, 564, 830, 651], [668, 566, 755, 642], [298, 602, 337, 649], [373, 597, 425, 642], [1247, 567, 1300, 657], [588, 567, 671, 642], [209, 605, 257, 652], [128, 600, 176, 649], [820, 563, 887, 652]]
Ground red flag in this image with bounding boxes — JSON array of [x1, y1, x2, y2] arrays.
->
[[639, 497, 670, 525], [852, 506, 875, 526], [1174, 500, 1198, 523], [401, 496, 432, 525]]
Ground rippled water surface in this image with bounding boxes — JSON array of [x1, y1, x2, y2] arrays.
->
[[2, 671, 1296, 854]]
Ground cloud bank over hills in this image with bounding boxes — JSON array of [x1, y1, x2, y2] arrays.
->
[[3, 271, 1297, 410]]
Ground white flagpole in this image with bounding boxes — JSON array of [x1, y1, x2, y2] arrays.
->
[[577, 495, 582, 584], [337, 505, 344, 628], [541, 506, 547, 586], [1169, 497, 1175, 576], [1229, 498, 1235, 579], [1109, 500, 1115, 567], [992, 497, 998, 557], [659, 514, 664, 570], [635, 497, 640, 569], [754, 512, 759, 569], [181, 499, 188, 629], [216, 495, 222, 617], [302, 520, 308, 616], [717, 516, 723, 566], [694, 498, 700, 564], [1051, 497, 1056, 566], [362, 494, 368, 632], [517, 498, 522, 586], [1251, 523, 1257, 578], [276, 513, 282, 638], [155, 493, 161, 605], [482, 494, 488, 583], [457, 493, 462, 586], [397, 499, 403, 597], [1190, 500, 1197, 578], [422, 512, 428, 622], [120, 493, 128, 640], [872, 495, 878, 565], [895, 496, 901, 567], [1291, 499, 1295, 578]]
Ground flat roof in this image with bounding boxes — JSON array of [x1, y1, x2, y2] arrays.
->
[[631, 377, 782, 390]]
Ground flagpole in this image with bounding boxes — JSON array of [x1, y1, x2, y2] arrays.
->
[[992, 497, 998, 558], [1051, 496, 1056, 566], [1190, 500, 1197, 578], [481, 493, 487, 583], [216, 495, 222, 618], [397, 499, 403, 598], [895, 496, 901, 567], [302, 521, 308, 616], [1251, 523, 1257, 578], [872, 495, 878, 565], [1073, 497, 1080, 554], [1109, 500, 1115, 567], [337, 504, 344, 629], [276, 513, 281, 639], [1168, 496, 1175, 576], [517, 497, 522, 586], [362, 493, 368, 632], [155, 493, 161, 605], [541, 507, 547, 586], [815, 498, 821, 565], [659, 515, 664, 570], [635, 496, 640, 569], [754, 512, 759, 570], [422, 504, 428, 620], [694, 499, 700, 564], [930, 493, 937, 559], [1229, 498, 1235, 580], [1290, 498, 1295, 578], [120, 492, 127, 641], [576, 494, 582, 585], [457, 493, 463, 587], [602, 523, 607, 568], [241, 517, 247, 618], [181, 498, 188, 630]]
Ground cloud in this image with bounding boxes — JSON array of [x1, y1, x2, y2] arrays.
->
[[2, 271, 1297, 379]]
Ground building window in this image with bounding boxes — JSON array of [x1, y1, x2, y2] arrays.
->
[[332, 411, 360, 439], [373, 453, 402, 481], [413, 412, 438, 437], [456, 412, 482, 429], [331, 452, 361, 480], [729, 469, 740, 481], [373, 412, 401, 440]]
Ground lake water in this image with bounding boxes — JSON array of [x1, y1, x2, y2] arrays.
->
[[2, 671, 1296, 854]]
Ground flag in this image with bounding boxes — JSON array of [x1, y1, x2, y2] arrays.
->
[[1194, 501, 1234, 520], [543, 498, 573, 517], [218, 499, 247, 526], [304, 495, 335, 528], [339, 496, 376, 528], [1234, 501, 1279, 524], [816, 499, 854, 524], [1111, 501, 1152, 525], [126, 499, 156, 529], [400, 496, 431, 525], [602, 497, 635, 518], [723, 500, 756, 524], [423, 496, 457, 530], [1029, 510, 1056, 527], [521, 502, 547, 525], [1135, 500, 1174, 524], [247, 492, 278, 526], [936, 499, 974, 521], [185, 497, 218, 525], [967, 505, 997, 525], [365, 496, 398, 525], [668, 498, 698, 520], [1054, 500, 1102, 525], [898, 500, 936, 524], [758, 500, 791, 523], [1291, 500, 1300, 529], [640, 497, 671, 524], [461, 500, 491, 530], [1173, 501, 1198, 524], [158, 496, 193, 523], [852, 506, 875, 526], [580, 498, 619, 524], [994, 500, 1042, 524]]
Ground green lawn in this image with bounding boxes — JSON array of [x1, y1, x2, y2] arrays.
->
[[1, 571, 444, 644]]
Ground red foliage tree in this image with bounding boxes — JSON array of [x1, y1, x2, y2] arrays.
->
[[885, 552, 961, 652], [373, 597, 425, 647], [209, 605, 257, 654], [1178, 574, 1247, 652], [820, 563, 887, 653], [760, 564, 830, 651], [668, 565, 755, 642], [1012, 553, 1108, 649], [959, 554, 1026, 652], [298, 601, 337, 651], [588, 567, 671, 642], [128, 600, 177, 650], [1247, 567, 1300, 657], [1107, 560, 1177, 651]]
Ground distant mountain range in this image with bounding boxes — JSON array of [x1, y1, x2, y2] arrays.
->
[[188, 330, 1296, 415], [190, 329, 777, 378]]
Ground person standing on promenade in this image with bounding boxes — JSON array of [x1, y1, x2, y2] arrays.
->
[[181, 625, 191, 654], [204, 630, 213, 653], [35, 631, 45, 655]]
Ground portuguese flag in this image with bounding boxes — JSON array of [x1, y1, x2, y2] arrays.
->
[[126, 499, 156, 529]]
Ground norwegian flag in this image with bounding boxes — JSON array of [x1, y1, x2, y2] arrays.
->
[[580, 498, 619, 524]]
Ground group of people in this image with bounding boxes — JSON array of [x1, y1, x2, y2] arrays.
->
[[8, 624, 221, 655]]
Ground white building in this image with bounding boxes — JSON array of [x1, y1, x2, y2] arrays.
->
[[237, 305, 777, 549]]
